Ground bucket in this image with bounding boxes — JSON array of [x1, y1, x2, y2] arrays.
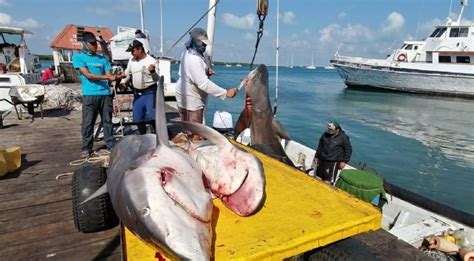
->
[[0, 146, 21, 176], [212, 111, 233, 132], [335, 169, 387, 207]]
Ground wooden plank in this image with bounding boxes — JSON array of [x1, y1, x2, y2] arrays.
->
[[0, 209, 72, 234], [0, 186, 71, 211], [0, 176, 71, 195], [0, 200, 71, 222]]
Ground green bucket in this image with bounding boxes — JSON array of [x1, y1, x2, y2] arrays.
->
[[335, 169, 387, 207]]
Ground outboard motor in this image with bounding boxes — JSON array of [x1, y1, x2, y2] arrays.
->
[[212, 111, 234, 137]]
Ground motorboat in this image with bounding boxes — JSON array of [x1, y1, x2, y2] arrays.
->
[[0, 26, 42, 126], [331, 1, 474, 98]]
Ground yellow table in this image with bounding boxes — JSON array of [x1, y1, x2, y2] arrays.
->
[[122, 145, 381, 260]]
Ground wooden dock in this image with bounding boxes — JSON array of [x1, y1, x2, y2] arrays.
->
[[0, 95, 180, 260]]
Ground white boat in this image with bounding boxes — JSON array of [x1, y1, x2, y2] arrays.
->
[[324, 64, 335, 70], [0, 26, 42, 124], [331, 1, 474, 98], [306, 54, 316, 69], [289, 53, 294, 68]]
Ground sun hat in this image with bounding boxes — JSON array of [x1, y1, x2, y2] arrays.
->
[[190, 28, 211, 45]]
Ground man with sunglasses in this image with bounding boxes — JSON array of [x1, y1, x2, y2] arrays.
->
[[72, 31, 122, 158]]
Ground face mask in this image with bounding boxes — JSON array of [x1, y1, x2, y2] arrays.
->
[[192, 38, 207, 54]]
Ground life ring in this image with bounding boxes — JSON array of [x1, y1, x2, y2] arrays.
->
[[397, 53, 407, 62]]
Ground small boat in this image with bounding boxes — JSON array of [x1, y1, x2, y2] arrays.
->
[[331, 0, 474, 97], [289, 53, 294, 68], [324, 64, 335, 70], [306, 53, 316, 69]]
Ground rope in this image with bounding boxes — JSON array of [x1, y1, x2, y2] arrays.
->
[[69, 149, 111, 167], [249, 15, 266, 70]]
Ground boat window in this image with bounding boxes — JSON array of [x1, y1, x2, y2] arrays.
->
[[459, 27, 469, 37], [0, 77, 11, 82], [430, 28, 441, 37], [435, 27, 447, 37], [450, 28, 460, 37], [404, 44, 413, 50], [414, 46, 419, 50], [456, 56, 470, 63], [439, 56, 451, 63], [0, 32, 22, 46]]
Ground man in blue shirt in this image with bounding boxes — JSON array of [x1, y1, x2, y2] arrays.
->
[[73, 31, 122, 158]]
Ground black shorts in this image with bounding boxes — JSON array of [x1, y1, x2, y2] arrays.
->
[[316, 161, 339, 184]]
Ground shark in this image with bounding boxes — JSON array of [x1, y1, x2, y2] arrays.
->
[[178, 121, 266, 216], [84, 76, 213, 260], [234, 64, 295, 167]]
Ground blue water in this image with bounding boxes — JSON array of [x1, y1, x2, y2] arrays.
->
[[171, 64, 474, 214]]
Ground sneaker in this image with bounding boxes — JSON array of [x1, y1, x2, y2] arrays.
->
[[80, 150, 91, 158]]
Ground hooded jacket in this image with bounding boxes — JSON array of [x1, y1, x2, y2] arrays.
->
[[315, 130, 352, 162]]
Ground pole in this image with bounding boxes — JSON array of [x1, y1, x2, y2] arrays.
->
[[160, 0, 164, 56], [206, 0, 218, 59], [139, 0, 145, 32], [274, 0, 280, 115]]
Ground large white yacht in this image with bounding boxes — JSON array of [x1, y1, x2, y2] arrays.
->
[[331, 1, 474, 98]]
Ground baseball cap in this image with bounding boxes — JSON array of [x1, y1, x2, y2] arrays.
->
[[126, 39, 144, 52], [190, 27, 211, 45], [82, 32, 97, 43]]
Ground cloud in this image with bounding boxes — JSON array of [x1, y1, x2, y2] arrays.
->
[[382, 12, 405, 32], [281, 11, 296, 25], [319, 23, 373, 44], [85, 7, 114, 16], [221, 13, 254, 30], [338, 11, 347, 20], [0, 0, 11, 7], [0, 12, 12, 25], [15, 18, 41, 29]]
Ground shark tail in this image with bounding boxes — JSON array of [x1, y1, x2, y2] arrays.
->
[[234, 108, 251, 139]]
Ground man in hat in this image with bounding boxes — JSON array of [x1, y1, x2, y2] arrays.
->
[[120, 39, 159, 134], [176, 27, 238, 140], [313, 121, 352, 184], [72, 31, 122, 158], [41, 65, 59, 85]]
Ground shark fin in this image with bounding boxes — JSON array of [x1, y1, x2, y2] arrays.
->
[[80, 184, 108, 205], [155, 76, 170, 147], [177, 121, 230, 148], [233, 108, 250, 139], [272, 118, 292, 140]]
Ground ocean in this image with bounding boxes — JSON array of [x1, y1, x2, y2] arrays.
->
[[42, 60, 473, 214], [175, 64, 474, 214]]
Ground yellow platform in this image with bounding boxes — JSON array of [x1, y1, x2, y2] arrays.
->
[[122, 145, 381, 260]]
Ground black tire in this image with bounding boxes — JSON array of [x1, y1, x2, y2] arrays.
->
[[72, 164, 119, 233], [304, 238, 379, 261]]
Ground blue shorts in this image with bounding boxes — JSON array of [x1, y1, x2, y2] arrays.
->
[[133, 88, 156, 122]]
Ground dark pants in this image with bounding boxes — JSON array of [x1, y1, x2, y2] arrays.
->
[[81, 95, 115, 152], [316, 161, 340, 184]]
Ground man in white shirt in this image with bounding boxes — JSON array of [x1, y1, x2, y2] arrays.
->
[[176, 28, 237, 139], [120, 40, 160, 134]]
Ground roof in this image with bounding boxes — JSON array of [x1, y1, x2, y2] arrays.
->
[[0, 26, 33, 35], [49, 24, 113, 51]]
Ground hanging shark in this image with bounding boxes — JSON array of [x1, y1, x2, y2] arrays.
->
[[178, 121, 266, 216], [84, 76, 213, 260], [234, 64, 295, 167]]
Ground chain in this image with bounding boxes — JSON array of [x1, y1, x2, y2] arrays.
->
[[249, 14, 266, 70]]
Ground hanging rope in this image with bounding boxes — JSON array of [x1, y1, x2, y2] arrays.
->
[[249, 0, 268, 70]]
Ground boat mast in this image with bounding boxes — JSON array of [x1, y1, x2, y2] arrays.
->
[[206, 0, 218, 59], [274, 0, 279, 115], [160, 0, 164, 56], [139, 0, 145, 32]]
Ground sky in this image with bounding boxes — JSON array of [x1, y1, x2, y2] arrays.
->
[[0, 0, 472, 66]]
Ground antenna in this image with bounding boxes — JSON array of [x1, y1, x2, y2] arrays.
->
[[139, 0, 145, 32], [274, 0, 280, 115], [457, 0, 468, 23], [160, 0, 164, 56]]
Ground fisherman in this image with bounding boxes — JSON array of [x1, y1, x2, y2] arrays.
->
[[41, 65, 59, 85], [176, 27, 237, 140], [72, 31, 123, 158], [313, 121, 352, 184], [120, 39, 159, 134]]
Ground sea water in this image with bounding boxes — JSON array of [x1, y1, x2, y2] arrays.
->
[[171, 64, 474, 214]]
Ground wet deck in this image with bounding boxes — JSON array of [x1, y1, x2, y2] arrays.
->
[[0, 92, 180, 260]]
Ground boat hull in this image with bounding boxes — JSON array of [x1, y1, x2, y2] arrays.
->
[[334, 63, 474, 98]]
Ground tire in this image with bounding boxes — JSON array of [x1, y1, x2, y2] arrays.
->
[[304, 238, 379, 261], [72, 164, 119, 233]]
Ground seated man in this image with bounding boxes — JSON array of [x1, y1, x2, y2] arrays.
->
[[41, 65, 59, 85]]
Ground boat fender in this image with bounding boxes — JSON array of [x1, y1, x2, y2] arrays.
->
[[397, 53, 407, 62]]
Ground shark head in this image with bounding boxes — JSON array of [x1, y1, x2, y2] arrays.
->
[[244, 64, 271, 112]]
